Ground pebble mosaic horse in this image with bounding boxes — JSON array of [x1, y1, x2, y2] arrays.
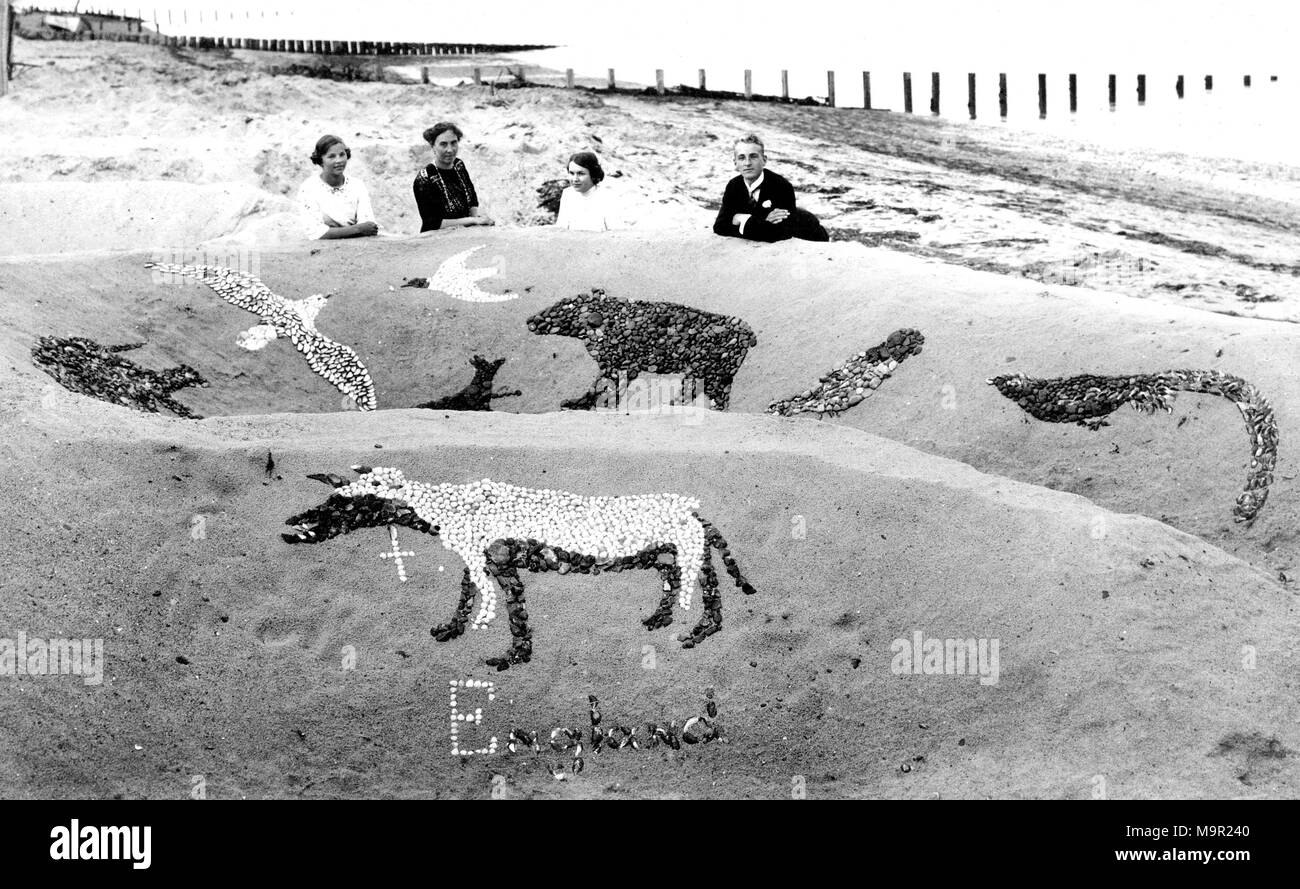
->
[[282, 466, 755, 669]]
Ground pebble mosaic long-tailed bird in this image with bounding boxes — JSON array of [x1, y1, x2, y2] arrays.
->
[[143, 262, 377, 410], [283, 466, 757, 670], [988, 369, 1278, 521]]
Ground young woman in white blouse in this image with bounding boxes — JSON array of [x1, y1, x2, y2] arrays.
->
[[555, 151, 611, 232], [297, 134, 380, 240]]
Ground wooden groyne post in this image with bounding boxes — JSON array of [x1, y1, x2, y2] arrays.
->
[[1244, 74, 1251, 86], [1108, 73, 1116, 107], [930, 71, 939, 114], [698, 68, 706, 90], [903, 71, 913, 113], [780, 69, 788, 99], [607, 68, 615, 88], [998, 72, 1007, 117], [1068, 73, 1077, 112], [863, 71, 871, 109], [1137, 73, 1146, 104], [1205, 74, 1213, 90], [744, 69, 752, 99], [566, 68, 574, 88], [0, 0, 10, 98], [655, 68, 664, 95], [827, 70, 835, 107], [1037, 73, 1046, 118], [968, 72, 976, 119], [1176, 74, 1184, 98]]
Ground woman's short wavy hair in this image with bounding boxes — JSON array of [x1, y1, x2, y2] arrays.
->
[[423, 122, 464, 145], [567, 150, 605, 185], [311, 134, 350, 165]]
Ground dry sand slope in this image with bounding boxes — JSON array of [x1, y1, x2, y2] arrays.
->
[[1, 229, 1297, 798]]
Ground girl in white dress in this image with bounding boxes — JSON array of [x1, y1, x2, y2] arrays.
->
[[555, 151, 612, 232], [297, 134, 379, 240]]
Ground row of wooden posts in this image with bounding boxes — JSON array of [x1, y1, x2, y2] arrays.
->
[[69, 29, 547, 56], [554, 66, 1277, 116]]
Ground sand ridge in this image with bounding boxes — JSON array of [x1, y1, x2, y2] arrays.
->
[[1, 40, 1297, 799]]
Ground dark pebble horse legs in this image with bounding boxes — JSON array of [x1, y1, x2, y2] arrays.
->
[[431, 568, 477, 642], [484, 547, 533, 671], [644, 547, 680, 631]]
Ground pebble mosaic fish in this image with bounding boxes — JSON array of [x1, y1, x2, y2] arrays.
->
[[283, 467, 756, 670], [987, 369, 1278, 521], [527, 289, 757, 410], [768, 328, 925, 417], [142, 263, 377, 410]]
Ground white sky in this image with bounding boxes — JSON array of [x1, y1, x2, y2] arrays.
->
[[20, 1, 1300, 71]]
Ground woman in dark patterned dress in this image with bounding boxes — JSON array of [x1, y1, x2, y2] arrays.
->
[[413, 122, 495, 233]]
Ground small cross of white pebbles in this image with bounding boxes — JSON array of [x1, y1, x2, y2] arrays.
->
[[379, 525, 416, 582]]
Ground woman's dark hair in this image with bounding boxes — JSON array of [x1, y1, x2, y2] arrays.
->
[[310, 134, 351, 165], [568, 151, 604, 185], [423, 122, 464, 145]]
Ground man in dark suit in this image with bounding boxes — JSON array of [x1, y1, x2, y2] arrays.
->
[[712, 135, 827, 242]]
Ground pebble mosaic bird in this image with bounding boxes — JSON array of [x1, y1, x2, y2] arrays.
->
[[987, 369, 1279, 521], [283, 466, 756, 669], [142, 262, 377, 410], [403, 245, 513, 303]]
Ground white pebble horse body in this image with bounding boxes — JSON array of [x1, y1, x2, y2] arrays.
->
[[338, 467, 708, 629]]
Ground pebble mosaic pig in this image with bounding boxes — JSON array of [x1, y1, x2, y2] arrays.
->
[[526, 290, 758, 410], [283, 466, 756, 670]]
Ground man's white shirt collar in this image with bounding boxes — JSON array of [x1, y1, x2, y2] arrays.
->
[[745, 171, 766, 198]]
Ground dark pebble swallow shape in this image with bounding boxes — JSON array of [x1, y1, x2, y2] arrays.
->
[[32, 335, 207, 418]]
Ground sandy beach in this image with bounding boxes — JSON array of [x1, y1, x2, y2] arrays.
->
[[0, 39, 1297, 800]]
